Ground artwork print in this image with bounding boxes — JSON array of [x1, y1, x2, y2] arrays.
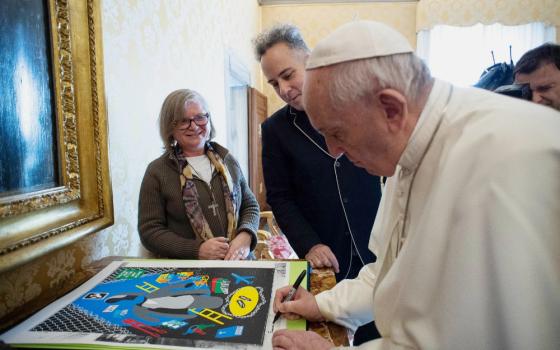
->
[[31, 265, 275, 347]]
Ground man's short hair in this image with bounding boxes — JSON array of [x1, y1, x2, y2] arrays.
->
[[252, 23, 309, 61], [514, 43, 560, 75]]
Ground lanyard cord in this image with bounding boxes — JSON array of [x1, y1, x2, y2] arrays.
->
[[289, 107, 367, 275], [289, 107, 334, 159]]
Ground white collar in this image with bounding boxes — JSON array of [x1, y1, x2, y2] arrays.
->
[[398, 79, 453, 172]]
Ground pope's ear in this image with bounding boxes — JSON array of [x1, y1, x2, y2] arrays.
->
[[378, 89, 408, 132]]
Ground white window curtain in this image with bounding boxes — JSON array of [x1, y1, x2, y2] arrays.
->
[[417, 22, 556, 87]]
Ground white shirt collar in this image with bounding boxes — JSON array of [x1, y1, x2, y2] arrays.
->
[[398, 79, 452, 172]]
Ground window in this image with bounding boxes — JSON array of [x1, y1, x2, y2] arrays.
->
[[417, 22, 556, 87], [224, 50, 250, 178]]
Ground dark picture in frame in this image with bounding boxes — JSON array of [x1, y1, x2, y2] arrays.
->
[[0, 0, 60, 197], [0, 0, 113, 273]]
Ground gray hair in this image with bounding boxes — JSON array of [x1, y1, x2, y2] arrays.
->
[[327, 53, 432, 108], [252, 23, 309, 60], [158, 89, 216, 153]]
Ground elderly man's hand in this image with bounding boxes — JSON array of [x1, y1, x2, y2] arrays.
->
[[273, 285, 325, 322], [272, 330, 333, 350], [305, 244, 340, 273]]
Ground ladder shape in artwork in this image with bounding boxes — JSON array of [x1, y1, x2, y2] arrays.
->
[[189, 308, 233, 325], [135, 281, 160, 293]]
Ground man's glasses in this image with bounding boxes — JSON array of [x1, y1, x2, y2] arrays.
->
[[175, 113, 210, 130]]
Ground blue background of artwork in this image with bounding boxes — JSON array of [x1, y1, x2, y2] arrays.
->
[[71, 267, 274, 345]]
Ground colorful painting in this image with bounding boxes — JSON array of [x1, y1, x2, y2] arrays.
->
[[0, 260, 307, 350], [33, 266, 273, 346]]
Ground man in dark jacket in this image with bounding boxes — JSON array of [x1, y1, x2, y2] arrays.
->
[[252, 24, 382, 345]]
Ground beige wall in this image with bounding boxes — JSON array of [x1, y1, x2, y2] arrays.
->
[[0, 0, 261, 320], [260, 2, 417, 113]]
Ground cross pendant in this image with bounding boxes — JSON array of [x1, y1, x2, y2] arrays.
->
[[208, 202, 219, 216]]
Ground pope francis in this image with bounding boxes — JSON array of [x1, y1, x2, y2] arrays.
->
[[271, 20, 560, 350]]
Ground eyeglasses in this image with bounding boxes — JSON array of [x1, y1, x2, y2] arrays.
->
[[175, 113, 210, 130]]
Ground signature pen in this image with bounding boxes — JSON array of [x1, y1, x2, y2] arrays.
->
[[273, 269, 307, 324]]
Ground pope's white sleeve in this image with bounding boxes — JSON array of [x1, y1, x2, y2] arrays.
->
[[436, 147, 560, 349], [419, 126, 560, 349], [315, 263, 376, 332]]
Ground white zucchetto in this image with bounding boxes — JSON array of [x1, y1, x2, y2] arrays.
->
[[306, 20, 413, 70]]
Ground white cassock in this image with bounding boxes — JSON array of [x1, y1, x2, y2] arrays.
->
[[315, 79, 560, 350]]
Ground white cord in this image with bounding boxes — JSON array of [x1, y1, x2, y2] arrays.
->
[[333, 159, 367, 268], [290, 107, 334, 159], [379, 176, 386, 195], [290, 107, 366, 278]]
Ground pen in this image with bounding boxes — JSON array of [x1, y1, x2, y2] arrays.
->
[[273, 269, 307, 324]]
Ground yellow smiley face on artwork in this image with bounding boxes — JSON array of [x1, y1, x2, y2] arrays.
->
[[228, 286, 259, 317]]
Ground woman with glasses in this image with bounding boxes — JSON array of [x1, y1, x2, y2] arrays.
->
[[138, 89, 259, 261]]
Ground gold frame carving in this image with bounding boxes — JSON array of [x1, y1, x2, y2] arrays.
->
[[0, 0, 113, 273]]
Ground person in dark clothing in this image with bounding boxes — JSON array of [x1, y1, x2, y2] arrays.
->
[[252, 24, 382, 345]]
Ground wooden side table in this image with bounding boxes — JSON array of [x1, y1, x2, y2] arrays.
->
[[308, 267, 350, 347]]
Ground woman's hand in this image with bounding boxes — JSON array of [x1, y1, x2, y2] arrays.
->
[[305, 244, 340, 273], [198, 237, 229, 260], [225, 231, 252, 260]]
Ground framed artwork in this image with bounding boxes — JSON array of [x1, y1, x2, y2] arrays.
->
[[0, 0, 113, 273]]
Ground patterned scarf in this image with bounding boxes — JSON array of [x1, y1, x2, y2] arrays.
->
[[176, 143, 238, 242]]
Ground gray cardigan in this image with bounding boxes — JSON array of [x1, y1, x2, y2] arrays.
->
[[138, 142, 259, 259]]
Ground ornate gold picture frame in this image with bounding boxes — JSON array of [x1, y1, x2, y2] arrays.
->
[[0, 0, 113, 273]]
